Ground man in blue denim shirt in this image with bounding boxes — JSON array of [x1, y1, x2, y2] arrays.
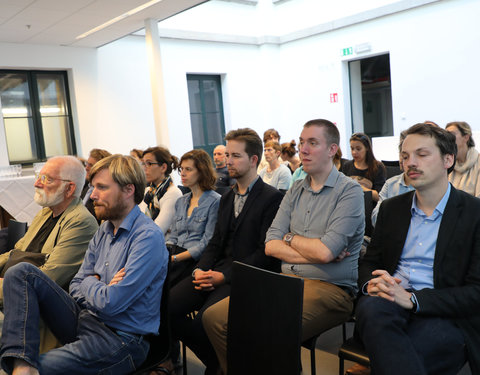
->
[[0, 155, 168, 375]]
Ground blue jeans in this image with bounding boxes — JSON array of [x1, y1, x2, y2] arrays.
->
[[0, 263, 149, 374], [356, 295, 467, 375]]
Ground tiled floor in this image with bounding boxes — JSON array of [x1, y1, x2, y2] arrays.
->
[[179, 324, 357, 375], [178, 322, 472, 375]]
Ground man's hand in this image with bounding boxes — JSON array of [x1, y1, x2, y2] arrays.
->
[[108, 267, 125, 286], [334, 249, 350, 262], [367, 269, 413, 309], [192, 269, 225, 291]]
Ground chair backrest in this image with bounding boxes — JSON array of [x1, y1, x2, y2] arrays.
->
[[132, 256, 171, 374], [363, 191, 374, 238], [381, 160, 402, 179], [227, 261, 304, 375], [7, 219, 27, 250]]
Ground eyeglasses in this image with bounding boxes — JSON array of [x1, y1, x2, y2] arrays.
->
[[141, 161, 160, 168], [35, 173, 71, 185], [178, 167, 195, 174]]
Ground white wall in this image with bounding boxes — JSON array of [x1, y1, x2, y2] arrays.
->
[[2, 0, 480, 164]]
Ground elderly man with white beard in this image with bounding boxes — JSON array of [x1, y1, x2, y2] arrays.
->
[[0, 156, 98, 304]]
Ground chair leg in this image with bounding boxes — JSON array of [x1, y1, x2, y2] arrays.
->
[[182, 341, 187, 375], [339, 357, 344, 375], [310, 345, 316, 375]]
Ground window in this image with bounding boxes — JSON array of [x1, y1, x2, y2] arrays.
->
[[349, 54, 393, 138], [0, 70, 76, 164], [187, 74, 226, 156]]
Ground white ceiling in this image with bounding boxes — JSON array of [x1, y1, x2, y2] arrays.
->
[[0, 0, 207, 48]]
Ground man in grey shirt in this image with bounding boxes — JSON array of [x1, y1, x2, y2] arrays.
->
[[203, 119, 364, 372], [265, 118, 364, 341]]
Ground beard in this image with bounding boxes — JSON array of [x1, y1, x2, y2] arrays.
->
[[94, 196, 128, 222], [34, 186, 65, 207]]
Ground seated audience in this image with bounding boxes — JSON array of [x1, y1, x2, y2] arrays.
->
[[80, 148, 111, 223], [203, 119, 365, 374], [356, 123, 480, 375], [257, 128, 282, 172], [0, 155, 168, 375], [0, 156, 98, 303], [372, 131, 414, 226], [168, 128, 283, 375], [258, 141, 291, 192], [139, 146, 182, 235], [281, 140, 301, 173], [446, 121, 480, 197], [213, 144, 235, 190], [342, 132, 386, 201], [167, 149, 221, 285], [130, 148, 143, 162]]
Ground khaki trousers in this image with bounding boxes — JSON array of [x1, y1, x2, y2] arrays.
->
[[202, 278, 354, 373]]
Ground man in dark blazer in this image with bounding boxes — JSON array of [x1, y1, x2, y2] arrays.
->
[[356, 123, 480, 375], [168, 128, 284, 375]]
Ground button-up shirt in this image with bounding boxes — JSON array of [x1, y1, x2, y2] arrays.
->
[[266, 167, 364, 291], [393, 183, 451, 290], [70, 205, 168, 335]]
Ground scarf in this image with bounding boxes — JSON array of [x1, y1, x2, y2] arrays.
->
[[143, 176, 172, 220]]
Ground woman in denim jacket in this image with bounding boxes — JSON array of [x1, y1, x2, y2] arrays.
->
[[167, 149, 221, 285]]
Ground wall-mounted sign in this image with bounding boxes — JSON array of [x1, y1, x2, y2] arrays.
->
[[342, 47, 353, 56], [330, 93, 338, 103]]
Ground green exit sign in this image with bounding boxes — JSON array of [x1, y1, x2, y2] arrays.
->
[[342, 47, 353, 56]]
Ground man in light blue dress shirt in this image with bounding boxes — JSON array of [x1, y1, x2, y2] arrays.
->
[[357, 123, 480, 374], [0, 155, 168, 375]]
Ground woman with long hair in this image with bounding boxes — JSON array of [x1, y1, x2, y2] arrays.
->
[[446, 121, 480, 197], [342, 132, 386, 201], [139, 146, 182, 235], [167, 149, 221, 284]]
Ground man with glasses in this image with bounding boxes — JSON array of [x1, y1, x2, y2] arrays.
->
[[0, 155, 168, 374], [0, 156, 98, 303]]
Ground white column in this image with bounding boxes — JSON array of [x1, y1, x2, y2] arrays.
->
[[144, 18, 170, 148]]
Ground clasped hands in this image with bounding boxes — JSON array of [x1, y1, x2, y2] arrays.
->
[[192, 269, 225, 291], [367, 269, 413, 310]]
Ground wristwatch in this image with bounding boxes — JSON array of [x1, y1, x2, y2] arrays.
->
[[410, 293, 418, 313], [283, 232, 295, 246]]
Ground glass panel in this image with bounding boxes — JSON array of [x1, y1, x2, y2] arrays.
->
[[190, 114, 205, 147], [41, 117, 71, 157], [202, 80, 220, 112], [36, 74, 67, 116], [187, 80, 201, 113], [4, 118, 37, 162], [206, 112, 223, 144], [0, 73, 32, 118]]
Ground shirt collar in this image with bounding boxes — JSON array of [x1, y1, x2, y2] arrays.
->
[[302, 165, 338, 192], [411, 182, 451, 217], [233, 176, 259, 196], [106, 205, 141, 235]]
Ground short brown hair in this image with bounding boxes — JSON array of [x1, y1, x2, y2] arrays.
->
[[303, 119, 340, 146], [143, 146, 179, 175], [90, 154, 146, 205], [180, 149, 216, 191], [225, 128, 263, 168], [403, 123, 457, 173], [263, 128, 280, 144], [264, 141, 282, 154], [89, 148, 111, 161]]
